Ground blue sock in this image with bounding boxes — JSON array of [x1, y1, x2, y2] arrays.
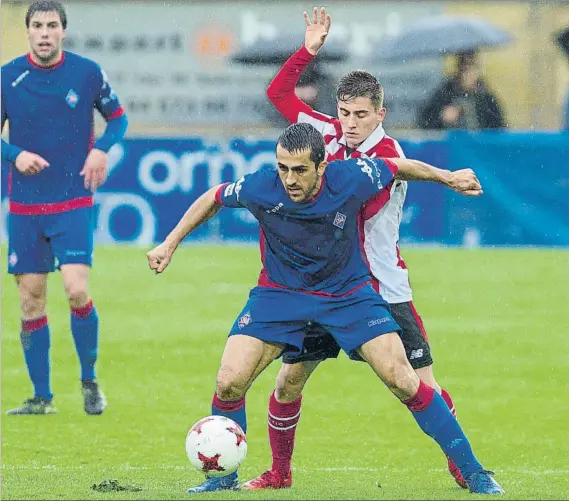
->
[[70, 300, 99, 381], [406, 381, 483, 478], [212, 392, 247, 434], [21, 317, 52, 400]]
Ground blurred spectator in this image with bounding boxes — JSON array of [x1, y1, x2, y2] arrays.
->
[[417, 51, 505, 130], [556, 27, 569, 130]]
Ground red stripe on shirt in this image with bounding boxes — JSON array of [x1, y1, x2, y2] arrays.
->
[[9, 196, 93, 215], [258, 273, 373, 298], [215, 183, 230, 204], [26, 52, 65, 69], [396, 244, 407, 270], [106, 106, 125, 121], [361, 180, 394, 221]]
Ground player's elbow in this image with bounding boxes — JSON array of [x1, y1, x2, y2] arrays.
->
[[266, 83, 277, 103], [266, 79, 283, 104]]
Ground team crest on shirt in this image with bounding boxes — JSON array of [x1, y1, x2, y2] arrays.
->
[[333, 212, 347, 229], [65, 89, 79, 108], [8, 252, 18, 268], [238, 311, 252, 329]]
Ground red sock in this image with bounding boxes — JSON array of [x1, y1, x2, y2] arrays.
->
[[441, 388, 457, 417], [268, 391, 302, 477], [403, 379, 435, 412]]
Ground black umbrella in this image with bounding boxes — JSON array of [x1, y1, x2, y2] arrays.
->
[[231, 31, 348, 65], [374, 16, 513, 63]]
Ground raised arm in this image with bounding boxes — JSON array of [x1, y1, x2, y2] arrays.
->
[[389, 158, 483, 196], [266, 7, 332, 124], [146, 185, 222, 274]]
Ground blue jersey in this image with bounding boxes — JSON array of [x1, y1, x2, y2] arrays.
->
[[1, 51, 123, 213], [216, 157, 398, 296]]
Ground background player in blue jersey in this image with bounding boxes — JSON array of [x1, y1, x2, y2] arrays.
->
[[1, 0, 128, 415], [146, 123, 502, 495]]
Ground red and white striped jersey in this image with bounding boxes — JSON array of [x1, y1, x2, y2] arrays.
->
[[267, 46, 412, 303]]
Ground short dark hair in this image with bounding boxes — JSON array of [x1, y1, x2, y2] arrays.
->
[[26, 0, 67, 29], [336, 70, 384, 110], [276, 123, 326, 168]]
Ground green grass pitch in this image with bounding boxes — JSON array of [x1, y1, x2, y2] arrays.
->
[[2, 245, 568, 500]]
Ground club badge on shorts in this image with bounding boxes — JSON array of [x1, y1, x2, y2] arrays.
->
[[238, 311, 252, 329]]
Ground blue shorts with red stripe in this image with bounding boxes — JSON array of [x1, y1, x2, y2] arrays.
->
[[229, 283, 401, 359], [7, 206, 95, 274]]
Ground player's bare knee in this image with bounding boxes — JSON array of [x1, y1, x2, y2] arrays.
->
[[18, 279, 46, 318], [64, 282, 89, 308], [216, 369, 248, 401], [61, 265, 90, 308]]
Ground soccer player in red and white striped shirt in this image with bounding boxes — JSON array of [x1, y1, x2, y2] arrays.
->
[[243, 7, 467, 491]]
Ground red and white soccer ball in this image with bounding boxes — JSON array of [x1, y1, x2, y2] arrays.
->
[[185, 416, 248, 478]]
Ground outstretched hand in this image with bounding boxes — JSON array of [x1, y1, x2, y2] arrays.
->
[[448, 169, 483, 196], [303, 6, 331, 56]]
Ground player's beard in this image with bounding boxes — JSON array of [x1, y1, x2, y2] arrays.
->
[[33, 46, 60, 65], [296, 177, 321, 203]]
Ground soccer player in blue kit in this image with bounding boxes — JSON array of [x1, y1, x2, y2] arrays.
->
[[147, 123, 503, 495], [1, 0, 128, 415]]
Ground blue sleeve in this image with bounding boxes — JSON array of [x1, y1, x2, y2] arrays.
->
[[215, 168, 273, 208], [93, 113, 128, 153], [216, 176, 249, 208], [1, 86, 24, 163], [1, 139, 23, 163], [85, 63, 128, 153], [93, 64, 123, 120], [348, 157, 398, 202]]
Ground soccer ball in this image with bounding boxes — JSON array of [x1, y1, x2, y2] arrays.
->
[[185, 416, 247, 477]]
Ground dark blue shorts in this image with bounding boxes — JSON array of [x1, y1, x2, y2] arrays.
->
[[229, 284, 401, 359], [7, 207, 95, 274]]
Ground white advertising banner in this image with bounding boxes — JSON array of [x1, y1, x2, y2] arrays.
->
[[63, 1, 444, 127]]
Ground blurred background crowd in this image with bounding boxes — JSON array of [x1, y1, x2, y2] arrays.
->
[[3, 0, 568, 137], [2, 0, 568, 249]]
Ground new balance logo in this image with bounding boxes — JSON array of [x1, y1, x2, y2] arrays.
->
[[409, 349, 424, 360]]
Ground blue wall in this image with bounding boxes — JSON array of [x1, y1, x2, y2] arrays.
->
[[2, 131, 568, 247]]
